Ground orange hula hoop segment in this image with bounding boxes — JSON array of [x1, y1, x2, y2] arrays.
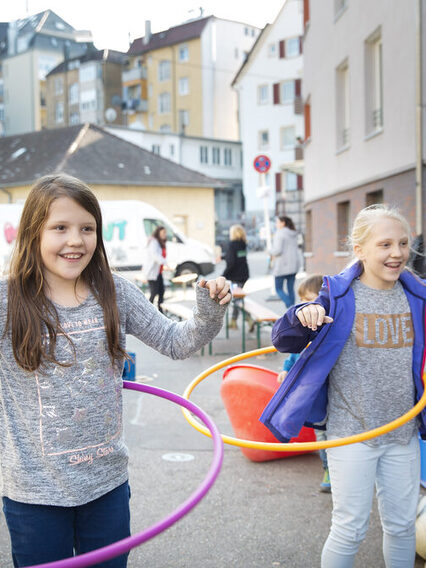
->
[[182, 346, 426, 451]]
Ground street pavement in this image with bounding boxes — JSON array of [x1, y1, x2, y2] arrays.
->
[[0, 251, 424, 567]]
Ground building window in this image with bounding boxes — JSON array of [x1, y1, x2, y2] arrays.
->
[[200, 146, 208, 163], [285, 172, 298, 191], [158, 60, 171, 81], [69, 83, 79, 105], [54, 77, 63, 95], [286, 37, 301, 57], [337, 201, 350, 251], [365, 28, 383, 135], [268, 43, 277, 57], [69, 111, 79, 124], [160, 124, 171, 132], [365, 189, 384, 206], [258, 84, 268, 104], [281, 80, 295, 103], [280, 126, 296, 149], [178, 44, 189, 62], [178, 109, 189, 132], [178, 77, 189, 95], [305, 210, 312, 252], [158, 92, 171, 114], [258, 130, 269, 149], [224, 148, 232, 166], [212, 147, 221, 165], [80, 89, 97, 111], [152, 144, 160, 154], [336, 59, 350, 149], [79, 63, 96, 83], [55, 102, 64, 123]]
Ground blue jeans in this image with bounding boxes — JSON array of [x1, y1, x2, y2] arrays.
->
[[274, 273, 296, 307], [322, 435, 419, 568], [3, 481, 131, 567]]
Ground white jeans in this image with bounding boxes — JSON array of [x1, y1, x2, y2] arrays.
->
[[321, 435, 420, 568]]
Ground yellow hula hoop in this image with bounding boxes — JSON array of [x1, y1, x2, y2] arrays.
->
[[182, 345, 426, 451]]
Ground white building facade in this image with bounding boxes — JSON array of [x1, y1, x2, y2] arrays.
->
[[232, 0, 304, 228], [302, 0, 426, 275]]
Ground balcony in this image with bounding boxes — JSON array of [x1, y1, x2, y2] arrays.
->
[[122, 67, 147, 83], [122, 98, 148, 112]]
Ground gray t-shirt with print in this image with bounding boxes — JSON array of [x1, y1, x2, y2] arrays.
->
[[0, 274, 226, 506], [327, 278, 416, 446]]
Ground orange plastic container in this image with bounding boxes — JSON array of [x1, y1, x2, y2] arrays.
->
[[221, 364, 316, 462]]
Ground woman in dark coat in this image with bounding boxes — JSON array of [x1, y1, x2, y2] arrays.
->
[[222, 224, 250, 329]]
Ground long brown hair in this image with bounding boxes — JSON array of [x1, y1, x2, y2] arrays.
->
[[5, 174, 127, 371]]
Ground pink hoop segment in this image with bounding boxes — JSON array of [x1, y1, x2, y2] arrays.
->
[[28, 380, 224, 568]]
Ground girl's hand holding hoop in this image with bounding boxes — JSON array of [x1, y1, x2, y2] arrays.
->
[[297, 304, 333, 331], [198, 276, 231, 305]]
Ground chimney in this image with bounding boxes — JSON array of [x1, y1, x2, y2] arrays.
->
[[143, 20, 151, 45]]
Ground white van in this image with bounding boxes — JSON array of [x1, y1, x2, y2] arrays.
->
[[0, 200, 215, 277], [100, 200, 215, 276]]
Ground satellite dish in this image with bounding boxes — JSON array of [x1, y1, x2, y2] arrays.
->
[[105, 107, 117, 122]]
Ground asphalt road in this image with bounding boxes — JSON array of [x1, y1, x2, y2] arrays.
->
[[0, 252, 424, 567]]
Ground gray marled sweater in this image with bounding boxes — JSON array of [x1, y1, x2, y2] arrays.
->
[[0, 274, 226, 506]]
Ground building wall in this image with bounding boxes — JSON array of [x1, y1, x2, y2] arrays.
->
[[3, 49, 64, 135], [234, 0, 304, 218], [303, 0, 419, 204], [5, 183, 215, 248], [304, 168, 419, 275], [148, 38, 203, 136]]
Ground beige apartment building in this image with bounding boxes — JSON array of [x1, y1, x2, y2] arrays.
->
[[0, 10, 93, 136], [123, 16, 260, 140], [46, 49, 125, 128]]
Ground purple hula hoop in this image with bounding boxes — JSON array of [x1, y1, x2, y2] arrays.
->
[[28, 380, 224, 568]]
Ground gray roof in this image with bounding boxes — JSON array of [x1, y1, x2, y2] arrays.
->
[[0, 124, 222, 189]]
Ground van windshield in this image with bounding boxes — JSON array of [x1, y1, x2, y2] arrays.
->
[[144, 218, 183, 243]]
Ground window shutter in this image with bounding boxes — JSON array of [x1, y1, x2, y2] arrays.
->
[[295, 79, 301, 97], [279, 40, 285, 59], [275, 172, 282, 193], [273, 83, 280, 104], [304, 102, 311, 140], [297, 175, 303, 190], [303, 0, 310, 29]]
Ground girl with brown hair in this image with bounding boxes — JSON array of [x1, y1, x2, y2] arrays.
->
[[1, 173, 230, 566]]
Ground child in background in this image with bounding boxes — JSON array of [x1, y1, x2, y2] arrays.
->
[[0, 174, 231, 567], [262, 204, 426, 567], [276, 274, 330, 493]]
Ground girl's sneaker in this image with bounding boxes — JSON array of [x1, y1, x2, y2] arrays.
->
[[320, 469, 331, 493]]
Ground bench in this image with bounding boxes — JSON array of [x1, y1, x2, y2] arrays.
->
[[240, 297, 281, 348], [170, 273, 198, 298], [161, 301, 212, 355]]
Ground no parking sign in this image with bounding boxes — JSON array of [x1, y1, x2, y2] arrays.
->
[[253, 154, 271, 173]]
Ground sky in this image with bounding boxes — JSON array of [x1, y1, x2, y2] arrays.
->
[[1, 0, 285, 52]]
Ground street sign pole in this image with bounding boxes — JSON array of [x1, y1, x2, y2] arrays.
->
[[260, 173, 272, 251]]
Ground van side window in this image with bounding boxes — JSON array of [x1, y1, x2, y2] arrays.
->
[[144, 218, 183, 243]]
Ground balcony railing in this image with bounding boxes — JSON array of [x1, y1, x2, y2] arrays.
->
[[122, 98, 148, 112], [122, 67, 147, 83]]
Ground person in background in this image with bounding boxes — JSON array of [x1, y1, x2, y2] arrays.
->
[[270, 216, 301, 308], [144, 225, 167, 313], [0, 173, 231, 566], [222, 224, 250, 330], [276, 273, 330, 493], [262, 204, 426, 567]]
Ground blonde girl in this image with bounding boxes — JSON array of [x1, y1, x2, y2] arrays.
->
[[1, 174, 230, 567], [261, 204, 426, 568]]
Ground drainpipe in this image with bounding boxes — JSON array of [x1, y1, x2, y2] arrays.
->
[[415, 0, 424, 236]]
